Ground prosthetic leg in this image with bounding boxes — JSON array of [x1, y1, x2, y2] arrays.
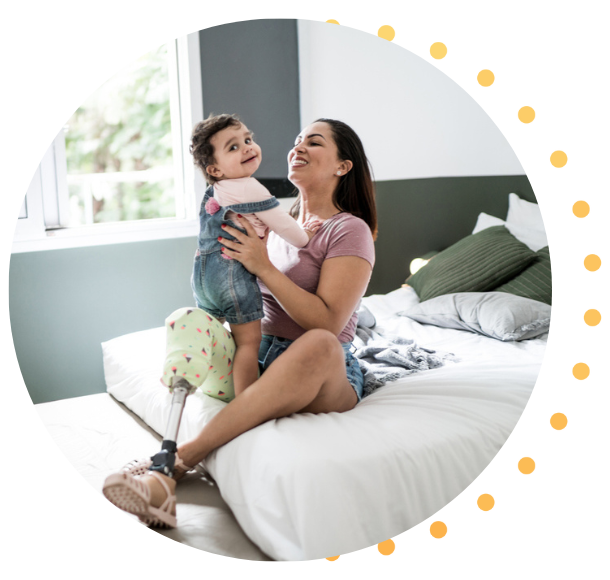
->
[[148, 307, 237, 477], [148, 377, 198, 478]]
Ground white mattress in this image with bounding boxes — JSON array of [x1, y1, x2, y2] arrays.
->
[[102, 287, 546, 560]]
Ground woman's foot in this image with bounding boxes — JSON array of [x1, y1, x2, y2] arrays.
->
[[103, 471, 177, 528]]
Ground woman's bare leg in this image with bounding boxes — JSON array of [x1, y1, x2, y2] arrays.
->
[[141, 329, 356, 503], [177, 329, 356, 466]]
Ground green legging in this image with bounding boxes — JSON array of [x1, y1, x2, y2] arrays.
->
[[161, 307, 236, 402]]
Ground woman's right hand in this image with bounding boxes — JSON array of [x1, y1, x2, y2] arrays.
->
[[219, 218, 274, 278]]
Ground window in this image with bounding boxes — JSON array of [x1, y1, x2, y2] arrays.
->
[[13, 33, 204, 253]]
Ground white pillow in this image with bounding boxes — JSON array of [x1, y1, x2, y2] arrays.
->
[[472, 211, 548, 252], [472, 212, 505, 234], [507, 193, 545, 232], [399, 292, 551, 341]]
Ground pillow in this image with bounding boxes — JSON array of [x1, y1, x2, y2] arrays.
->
[[398, 292, 551, 341], [507, 193, 545, 232], [472, 211, 548, 252], [405, 226, 537, 302], [495, 246, 552, 305], [472, 212, 505, 234]]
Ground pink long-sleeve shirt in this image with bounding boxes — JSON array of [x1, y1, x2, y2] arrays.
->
[[214, 177, 309, 248]]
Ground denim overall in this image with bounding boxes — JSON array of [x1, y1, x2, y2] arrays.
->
[[191, 185, 280, 325]]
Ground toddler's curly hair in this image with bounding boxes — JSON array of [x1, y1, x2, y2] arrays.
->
[[189, 113, 242, 184]]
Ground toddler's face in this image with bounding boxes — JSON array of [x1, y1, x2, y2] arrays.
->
[[207, 123, 262, 181]]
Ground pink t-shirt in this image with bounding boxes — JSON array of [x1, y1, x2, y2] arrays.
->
[[259, 212, 376, 343]]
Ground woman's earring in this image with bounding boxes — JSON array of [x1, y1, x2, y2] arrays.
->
[[336, 171, 341, 176]]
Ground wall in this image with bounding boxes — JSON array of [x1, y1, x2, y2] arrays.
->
[[370, 176, 536, 295], [10, 237, 197, 404], [199, 19, 300, 196], [297, 20, 524, 180]]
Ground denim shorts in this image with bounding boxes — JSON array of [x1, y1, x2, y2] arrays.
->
[[258, 334, 364, 402], [191, 248, 264, 325]]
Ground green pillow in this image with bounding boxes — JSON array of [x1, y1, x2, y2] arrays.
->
[[405, 226, 537, 302], [495, 246, 551, 305]]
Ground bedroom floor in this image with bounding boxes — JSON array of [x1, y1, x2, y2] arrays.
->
[[36, 393, 272, 561]]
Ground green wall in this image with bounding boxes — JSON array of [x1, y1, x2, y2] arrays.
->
[[10, 237, 197, 404], [369, 176, 535, 295]]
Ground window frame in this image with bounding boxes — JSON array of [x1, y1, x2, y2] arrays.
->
[[12, 32, 204, 254]]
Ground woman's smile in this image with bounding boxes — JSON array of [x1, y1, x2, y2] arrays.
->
[[291, 156, 308, 167]]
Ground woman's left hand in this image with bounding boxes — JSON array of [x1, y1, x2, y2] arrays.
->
[[219, 217, 273, 278]]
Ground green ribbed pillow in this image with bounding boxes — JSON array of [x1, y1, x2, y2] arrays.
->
[[405, 226, 536, 302], [495, 246, 552, 304]]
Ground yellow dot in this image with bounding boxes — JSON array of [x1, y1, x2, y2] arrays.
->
[[584, 254, 601, 271], [477, 494, 495, 511], [584, 309, 601, 326], [573, 200, 590, 218], [430, 42, 447, 59], [430, 521, 447, 538], [377, 539, 395, 555], [550, 150, 568, 168], [518, 457, 535, 474], [326, 555, 340, 561], [572, 362, 590, 380], [550, 413, 568, 430], [378, 25, 395, 41], [518, 106, 535, 123], [477, 69, 495, 87], [326, 20, 340, 25]]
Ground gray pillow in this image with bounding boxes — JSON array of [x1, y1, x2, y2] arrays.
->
[[398, 292, 551, 341]]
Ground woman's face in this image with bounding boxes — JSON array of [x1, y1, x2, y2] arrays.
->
[[287, 121, 346, 189]]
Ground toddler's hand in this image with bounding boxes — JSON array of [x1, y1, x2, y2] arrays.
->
[[303, 218, 323, 239]]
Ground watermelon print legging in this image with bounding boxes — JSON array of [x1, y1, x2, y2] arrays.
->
[[161, 307, 236, 402]]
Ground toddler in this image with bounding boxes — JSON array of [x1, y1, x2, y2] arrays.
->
[[188, 114, 319, 398]]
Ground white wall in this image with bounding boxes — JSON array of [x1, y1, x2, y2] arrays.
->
[[298, 21, 524, 181]]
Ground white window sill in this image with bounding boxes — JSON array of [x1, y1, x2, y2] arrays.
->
[[11, 218, 199, 253]]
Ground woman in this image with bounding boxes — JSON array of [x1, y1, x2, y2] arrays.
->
[[103, 118, 377, 527]]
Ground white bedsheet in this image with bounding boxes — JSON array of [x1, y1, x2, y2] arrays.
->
[[103, 287, 545, 560]]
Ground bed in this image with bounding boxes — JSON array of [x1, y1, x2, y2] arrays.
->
[[35, 189, 550, 561]]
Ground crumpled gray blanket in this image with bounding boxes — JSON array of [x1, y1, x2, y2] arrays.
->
[[354, 304, 459, 397]]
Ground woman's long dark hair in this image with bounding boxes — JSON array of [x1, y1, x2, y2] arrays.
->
[[290, 118, 378, 240]]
